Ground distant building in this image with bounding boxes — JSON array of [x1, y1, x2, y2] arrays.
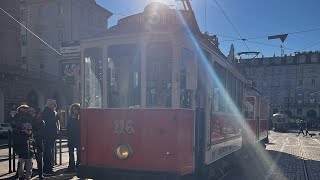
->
[[241, 52, 320, 125], [0, 0, 21, 122], [0, 0, 112, 122], [19, 0, 112, 105]]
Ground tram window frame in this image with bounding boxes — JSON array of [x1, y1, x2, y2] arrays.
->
[[213, 62, 226, 112], [107, 44, 141, 108], [83, 47, 103, 108], [246, 97, 255, 119], [146, 42, 173, 108], [180, 48, 195, 109]]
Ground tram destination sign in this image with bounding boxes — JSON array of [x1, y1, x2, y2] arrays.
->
[[60, 41, 80, 60]]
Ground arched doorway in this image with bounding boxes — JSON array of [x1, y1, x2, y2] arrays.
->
[[307, 110, 317, 118], [27, 90, 39, 108], [0, 89, 4, 123]]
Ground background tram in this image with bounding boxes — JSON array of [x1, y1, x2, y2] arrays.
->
[[244, 86, 270, 147], [272, 113, 290, 132], [78, 1, 246, 180]]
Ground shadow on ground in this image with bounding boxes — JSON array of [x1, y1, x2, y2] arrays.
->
[[224, 145, 320, 180]]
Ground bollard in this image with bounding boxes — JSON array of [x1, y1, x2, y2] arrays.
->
[[12, 130, 16, 172], [8, 130, 12, 173], [54, 140, 57, 165], [59, 138, 62, 165], [13, 149, 16, 172]]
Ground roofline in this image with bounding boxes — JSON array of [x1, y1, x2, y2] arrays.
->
[[91, 0, 113, 17]]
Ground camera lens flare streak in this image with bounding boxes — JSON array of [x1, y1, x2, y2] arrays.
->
[[169, 0, 282, 178]]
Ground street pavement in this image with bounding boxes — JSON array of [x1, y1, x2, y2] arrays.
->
[[223, 130, 320, 180], [0, 131, 319, 179]]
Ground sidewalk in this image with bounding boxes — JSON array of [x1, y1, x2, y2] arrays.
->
[[0, 148, 70, 179]]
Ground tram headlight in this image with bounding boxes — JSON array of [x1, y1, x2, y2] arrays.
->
[[114, 143, 132, 160]]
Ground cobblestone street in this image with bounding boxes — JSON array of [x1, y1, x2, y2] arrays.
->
[[224, 131, 320, 180]]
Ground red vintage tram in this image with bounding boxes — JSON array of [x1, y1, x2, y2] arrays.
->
[[78, 1, 247, 179], [243, 86, 270, 147]]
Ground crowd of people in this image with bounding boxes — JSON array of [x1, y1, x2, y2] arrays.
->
[[11, 99, 81, 180]]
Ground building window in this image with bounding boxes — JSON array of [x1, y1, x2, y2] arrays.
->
[[57, 2, 63, 15], [20, 8, 26, 21], [81, 8, 85, 18], [263, 82, 268, 86], [297, 108, 302, 115], [38, 5, 44, 16], [312, 79, 315, 86], [284, 97, 289, 104], [58, 30, 63, 41], [298, 80, 303, 86], [273, 108, 278, 114], [21, 35, 26, 46], [310, 97, 315, 104], [297, 93, 303, 104], [21, 57, 27, 64], [299, 67, 303, 73]]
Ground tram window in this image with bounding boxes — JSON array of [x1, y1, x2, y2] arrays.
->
[[180, 48, 195, 109], [213, 62, 226, 112], [246, 97, 255, 119], [146, 42, 172, 108], [107, 44, 141, 108], [84, 47, 103, 108]]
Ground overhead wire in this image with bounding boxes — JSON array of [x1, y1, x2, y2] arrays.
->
[[0, 7, 61, 55], [302, 41, 320, 51], [246, 27, 320, 40], [213, 0, 250, 51]]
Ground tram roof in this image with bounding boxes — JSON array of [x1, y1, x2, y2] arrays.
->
[[83, 2, 225, 57]]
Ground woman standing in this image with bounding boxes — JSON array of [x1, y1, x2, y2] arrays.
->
[[66, 103, 81, 172]]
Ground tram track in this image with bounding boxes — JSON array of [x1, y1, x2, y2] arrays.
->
[[298, 137, 309, 180]]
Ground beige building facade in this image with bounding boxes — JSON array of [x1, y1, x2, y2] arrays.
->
[[0, 0, 111, 122], [241, 52, 320, 125]]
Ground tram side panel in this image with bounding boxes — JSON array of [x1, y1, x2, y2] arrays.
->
[[79, 108, 195, 178], [259, 119, 268, 141], [243, 118, 257, 145]]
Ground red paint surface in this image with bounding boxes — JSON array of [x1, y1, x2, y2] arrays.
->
[[210, 113, 242, 144], [243, 119, 257, 145], [243, 118, 268, 145], [80, 108, 194, 175], [259, 119, 268, 141]]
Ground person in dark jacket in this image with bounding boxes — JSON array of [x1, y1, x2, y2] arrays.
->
[[32, 108, 45, 180], [66, 103, 81, 172], [15, 122, 35, 180], [297, 119, 305, 137], [42, 99, 60, 175], [12, 104, 33, 179]]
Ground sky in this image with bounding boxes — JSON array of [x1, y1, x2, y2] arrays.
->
[[96, 0, 320, 57]]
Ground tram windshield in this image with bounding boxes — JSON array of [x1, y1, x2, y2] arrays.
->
[[107, 44, 141, 108], [83, 43, 174, 108]]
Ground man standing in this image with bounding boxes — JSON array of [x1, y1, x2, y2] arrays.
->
[[42, 99, 60, 175]]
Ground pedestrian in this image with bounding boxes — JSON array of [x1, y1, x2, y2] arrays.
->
[[32, 108, 45, 180], [12, 104, 33, 179], [304, 121, 310, 137], [297, 119, 305, 137], [15, 122, 36, 180], [66, 103, 81, 173], [42, 99, 60, 175]]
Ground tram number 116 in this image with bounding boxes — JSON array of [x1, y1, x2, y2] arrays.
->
[[113, 120, 135, 135]]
